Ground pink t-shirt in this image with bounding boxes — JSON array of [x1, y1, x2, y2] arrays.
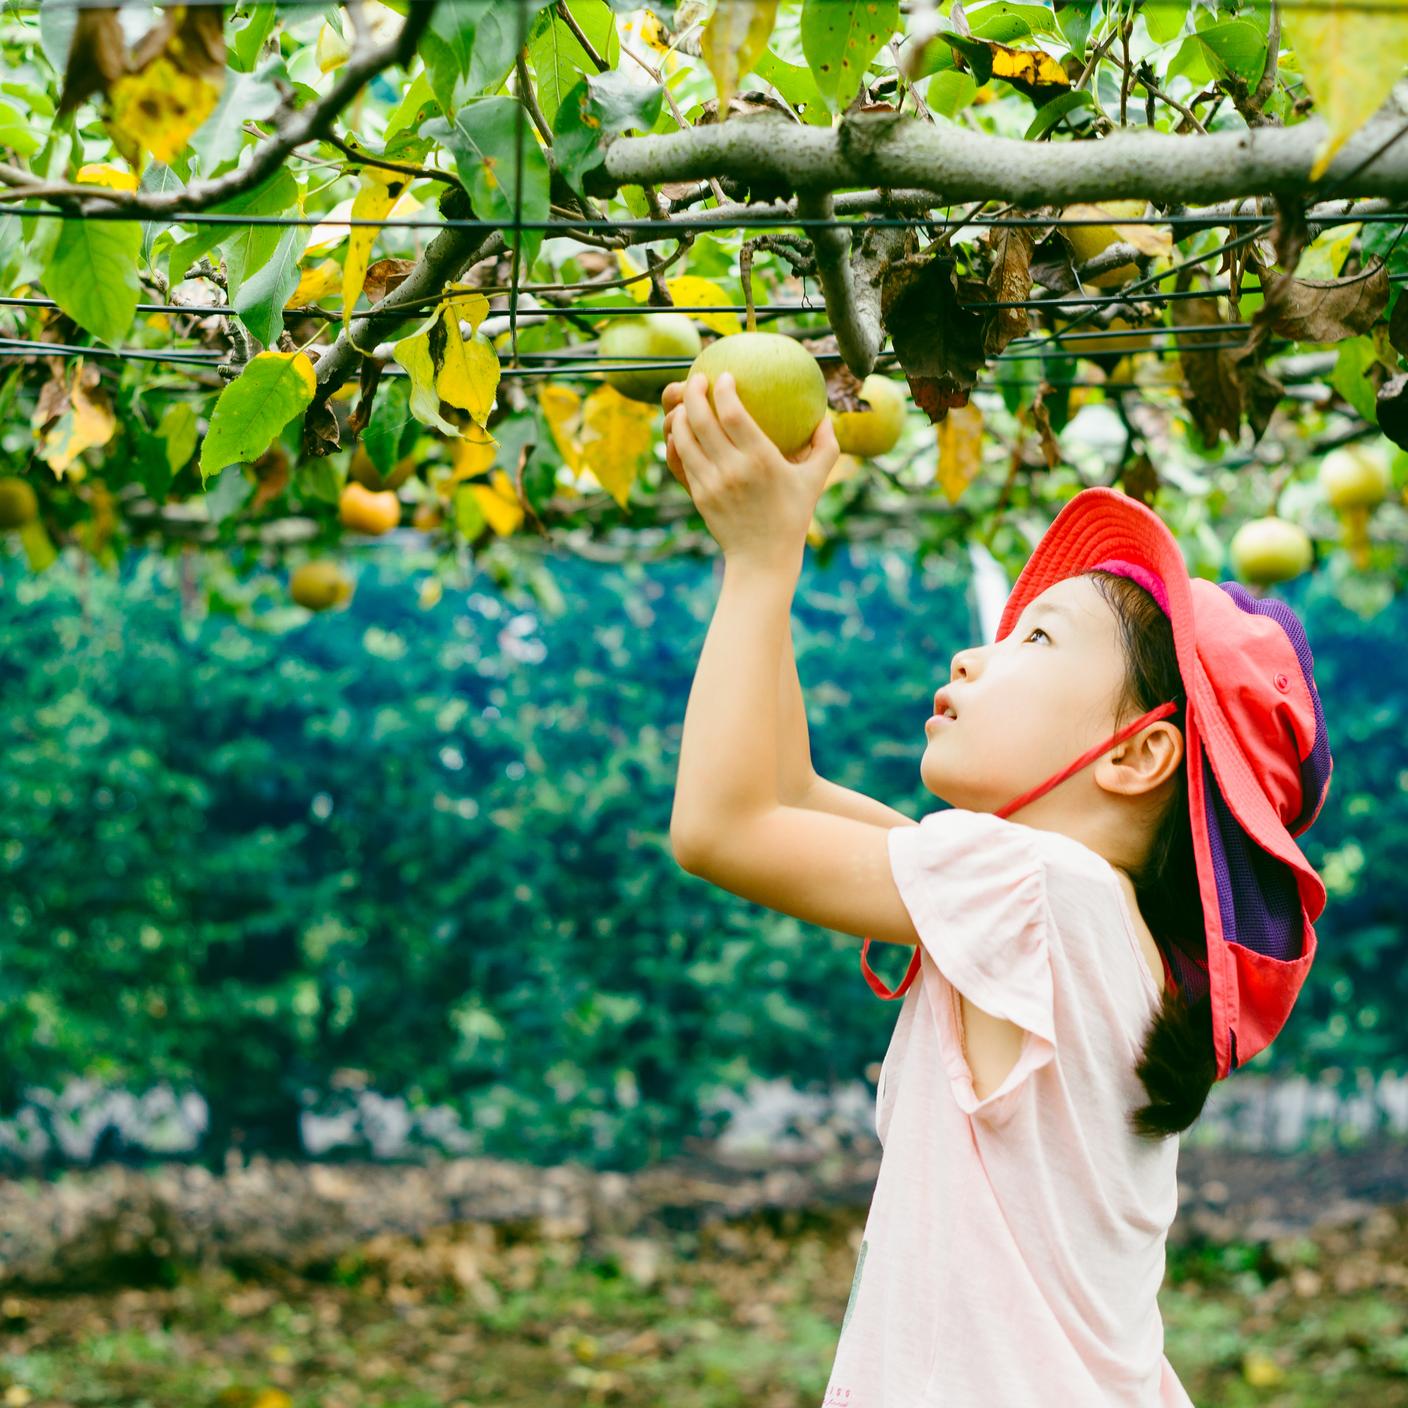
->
[[822, 807, 1195, 1408]]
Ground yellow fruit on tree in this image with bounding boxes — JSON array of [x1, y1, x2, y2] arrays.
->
[[686, 332, 828, 456], [350, 443, 418, 493], [1062, 314, 1161, 359], [290, 560, 354, 611], [1061, 200, 1150, 288], [599, 314, 702, 403], [1229, 516, 1314, 586], [1318, 444, 1390, 511], [339, 480, 401, 535], [829, 375, 907, 457], [0, 476, 38, 529]]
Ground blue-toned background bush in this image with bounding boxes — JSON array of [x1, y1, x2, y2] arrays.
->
[[0, 545, 1402, 1173]]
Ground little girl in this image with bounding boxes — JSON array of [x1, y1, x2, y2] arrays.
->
[[663, 372, 1334, 1407]]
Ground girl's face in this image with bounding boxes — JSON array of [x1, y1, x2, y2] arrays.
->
[[921, 573, 1131, 820]]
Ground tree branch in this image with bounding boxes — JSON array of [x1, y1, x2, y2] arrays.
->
[[88, 0, 439, 218], [796, 191, 908, 377], [601, 108, 1408, 205]]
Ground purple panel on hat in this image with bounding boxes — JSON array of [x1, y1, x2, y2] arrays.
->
[[1218, 583, 1333, 836], [1091, 557, 1171, 616]]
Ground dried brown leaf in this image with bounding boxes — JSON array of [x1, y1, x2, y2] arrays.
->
[[1176, 297, 1244, 446], [982, 225, 1035, 357], [1259, 259, 1388, 343], [880, 253, 987, 424], [363, 258, 417, 306], [57, 6, 127, 115]]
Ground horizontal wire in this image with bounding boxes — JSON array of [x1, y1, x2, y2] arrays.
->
[[9, 0, 1408, 13], [6, 206, 1408, 232]]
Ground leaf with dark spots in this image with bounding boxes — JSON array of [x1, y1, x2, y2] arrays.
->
[[1030, 391, 1061, 469], [1259, 259, 1388, 343], [880, 253, 987, 424]]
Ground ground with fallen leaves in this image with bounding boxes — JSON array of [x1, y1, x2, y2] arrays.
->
[[1, 1198, 1406, 1407]]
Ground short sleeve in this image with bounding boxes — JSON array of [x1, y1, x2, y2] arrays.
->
[[886, 807, 1056, 1123]]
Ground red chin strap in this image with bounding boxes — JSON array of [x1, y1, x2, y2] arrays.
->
[[860, 701, 1181, 1000]]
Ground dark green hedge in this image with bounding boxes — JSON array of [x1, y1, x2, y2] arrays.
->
[[1, 545, 1401, 1172]]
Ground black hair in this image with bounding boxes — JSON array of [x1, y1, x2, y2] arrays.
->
[[1084, 570, 1218, 1141]]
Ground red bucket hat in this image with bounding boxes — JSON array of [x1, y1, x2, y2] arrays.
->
[[860, 486, 1334, 1083]]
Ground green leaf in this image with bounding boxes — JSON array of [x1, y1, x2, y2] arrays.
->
[[1142, 0, 1189, 45], [199, 352, 317, 481], [1054, 0, 1093, 55], [159, 401, 198, 475], [1024, 86, 1095, 138], [800, 0, 900, 113], [203, 463, 254, 523], [752, 48, 831, 124], [0, 101, 40, 157], [42, 218, 142, 347], [234, 225, 310, 348], [421, 3, 477, 110], [427, 97, 552, 269], [552, 71, 663, 197], [1332, 338, 1381, 425], [1193, 19, 1266, 87], [37, 0, 77, 74], [528, 0, 620, 123], [190, 64, 282, 174], [363, 377, 418, 476], [968, 3, 1064, 40], [166, 168, 297, 285], [927, 69, 978, 119], [230, 4, 277, 71]]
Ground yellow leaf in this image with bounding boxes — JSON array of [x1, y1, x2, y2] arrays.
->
[[435, 320, 499, 429], [579, 384, 656, 510], [617, 249, 653, 302], [935, 402, 984, 503], [986, 41, 1070, 94], [468, 469, 524, 536], [76, 163, 138, 191], [343, 169, 409, 325], [33, 360, 117, 477], [1281, 0, 1408, 179], [316, 19, 351, 71], [396, 328, 458, 434], [109, 55, 222, 165], [307, 188, 422, 257], [700, 0, 779, 111], [664, 276, 740, 336], [286, 258, 342, 307], [539, 383, 585, 472], [449, 424, 497, 482]]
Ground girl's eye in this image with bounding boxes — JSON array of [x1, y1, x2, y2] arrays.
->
[[1026, 628, 1050, 643]]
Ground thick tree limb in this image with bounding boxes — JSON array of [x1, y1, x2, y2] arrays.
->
[[796, 191, 908, 377], [602, 109, 1408, 204]]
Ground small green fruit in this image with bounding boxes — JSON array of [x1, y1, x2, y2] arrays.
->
[[290, 560, 354, 611], [600, 314, 702, 403], [1229, 517, 1314, 586], [687, 332, 828, 456], [0, 476, 38, 529], [830, 375, 907, 457], [1318, 445, 1390, 512]]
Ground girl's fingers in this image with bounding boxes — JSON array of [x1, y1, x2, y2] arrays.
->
[[670, 393, 709, 482], [661, 381, 685, 413], [682, 373, 736, 465], [712, 373, 771, 458]]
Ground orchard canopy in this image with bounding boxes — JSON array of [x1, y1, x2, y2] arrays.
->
[[2, 0, 1407, 612]]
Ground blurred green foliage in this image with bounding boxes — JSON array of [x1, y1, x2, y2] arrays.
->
[[0, 546, 1402, 1172]]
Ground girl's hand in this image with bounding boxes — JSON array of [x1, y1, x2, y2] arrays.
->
[[661, 371, 839, 571]]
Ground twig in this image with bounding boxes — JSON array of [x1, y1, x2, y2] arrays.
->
[[517, 47, 555, 147], [556, 0, 609, 73], [324, 131, 457, 184]]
